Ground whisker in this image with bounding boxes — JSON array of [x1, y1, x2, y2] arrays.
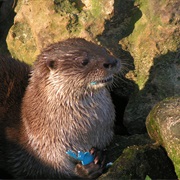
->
[[119, 70, 127, 77], [113, 74, 131, 85], [121, 62, 134, 67], [112, 82, 119, 89], [121, 62, 135, 71]]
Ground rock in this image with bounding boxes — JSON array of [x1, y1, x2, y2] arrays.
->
[[99, 134, 177, 179], [98, 134, 177, 179], [105, 134, 153, 162], [146, 97, 180, 178], [6, 0, 114, 64], [97, 0, 142, 135], [121, 0, 180, 134], [0, 0, 16, 55], [99, 145, 177, 179], [124, 50, 180, 134]]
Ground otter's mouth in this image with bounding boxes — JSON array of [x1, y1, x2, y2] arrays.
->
[[90, 76, 113, 86]]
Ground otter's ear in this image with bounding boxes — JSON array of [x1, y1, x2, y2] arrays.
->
[[46, 60, 57, 70]]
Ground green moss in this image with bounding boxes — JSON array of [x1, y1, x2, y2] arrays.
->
[[146, 98, 180, 178], [145, 175, 152, 180], [7, 22, 37, 64], [12, 23, 26, 42], [146, 105, 164, 145], [69, 0, 85, 11], [169, 147, 180, 178], [123, 147, 137, 159], [54, 0, 79, 14], [136, 75, 148, 90], [123, 0, 180, 90], [91, 0, 102, 17], [53, 0, 85, 35], [136, 0, 162, 25]]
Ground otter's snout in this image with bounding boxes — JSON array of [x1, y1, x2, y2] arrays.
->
[[103, 57, 119, 69]]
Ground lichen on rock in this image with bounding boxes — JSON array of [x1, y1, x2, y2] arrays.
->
[[6, 0, 114, 64], [121, 0, 180, 134], [146, 97, 180, 178], [99, 143, 177, 179]]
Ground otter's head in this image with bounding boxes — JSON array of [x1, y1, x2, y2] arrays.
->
[[34, 38, 120, 93]]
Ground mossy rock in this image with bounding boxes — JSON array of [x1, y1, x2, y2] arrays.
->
[[146, 97, 180, 178], [99, 145, 177, 179], [98, 134, 176, 179], [122, 0, 180, 134], [6, 0, 114, 64]]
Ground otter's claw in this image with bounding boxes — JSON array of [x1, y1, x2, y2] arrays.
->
[[75, 147, 106, 178], [75, 162, 103, 179]]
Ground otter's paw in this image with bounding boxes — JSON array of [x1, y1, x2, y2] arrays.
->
[[75, 162, 103, 179], [75, 148, 106, 179]]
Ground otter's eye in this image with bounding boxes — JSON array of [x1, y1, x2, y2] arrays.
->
[[81, 58, 89, 66], [46, 60, 57, 70]]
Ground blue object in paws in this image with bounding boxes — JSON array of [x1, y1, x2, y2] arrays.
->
[[66, 150, 94, 165]]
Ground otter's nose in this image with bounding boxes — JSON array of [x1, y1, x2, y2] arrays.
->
[[103, 57, 118, 69]]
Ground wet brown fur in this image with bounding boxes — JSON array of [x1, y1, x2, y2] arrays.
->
[[0, 38, 120, 178], [0, 56, 30, 173]]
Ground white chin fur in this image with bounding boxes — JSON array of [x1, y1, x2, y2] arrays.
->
[[89, 82, 106, 89]]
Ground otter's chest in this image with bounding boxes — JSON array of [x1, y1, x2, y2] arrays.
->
[[65, 90, 115, 151]]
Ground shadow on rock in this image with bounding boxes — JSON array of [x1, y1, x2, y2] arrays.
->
[[124, 49, 180, 134], [98, 0, 142, 135], [0, 0, 17, 55]]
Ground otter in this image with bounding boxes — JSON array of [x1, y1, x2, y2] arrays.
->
[[0, 56, 29, 178], [0, 38, 120, 179]]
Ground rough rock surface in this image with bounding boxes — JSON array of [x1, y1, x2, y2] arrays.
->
[[105, 134, 153, 162], [124, 50, 180, 134], [98, 134, 177, 179], [121, 0, 180, 134], [6, 0, 114, 64], [0, 0, 15, 55], [146, 97, 180, 178], [99, 144, 177, 179]]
